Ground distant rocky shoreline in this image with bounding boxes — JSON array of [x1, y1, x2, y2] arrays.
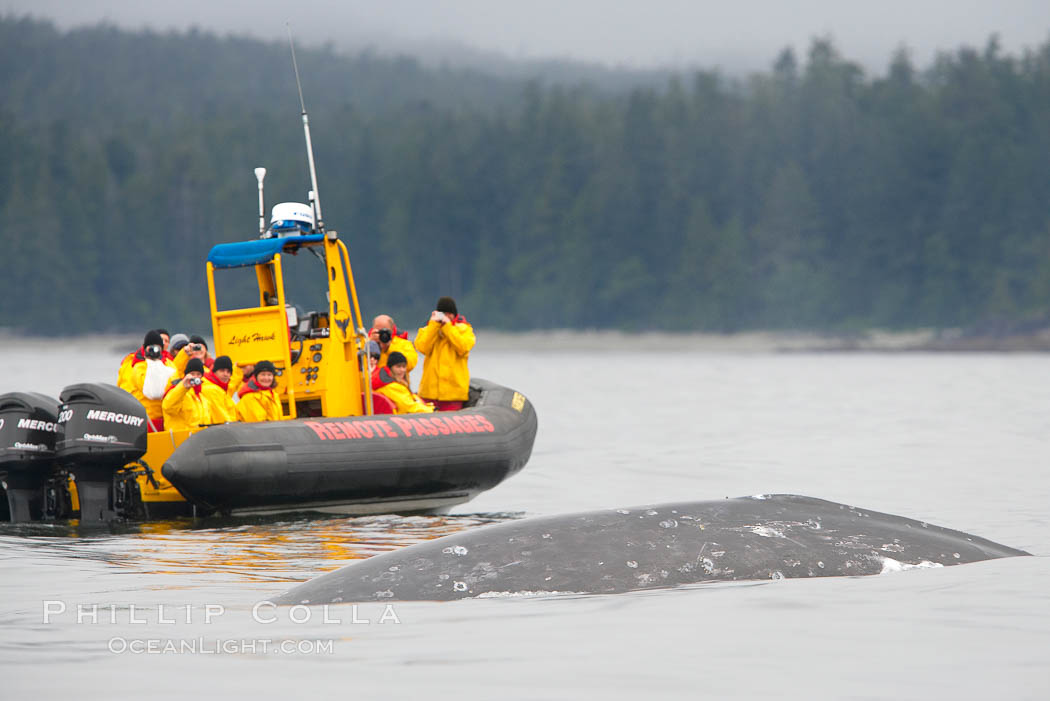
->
[[4, 328, 1050, 354], [479, 327, 1050, 353]]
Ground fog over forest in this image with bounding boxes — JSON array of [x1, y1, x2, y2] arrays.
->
[[4, 0, 1049, 74], [1, 15, 1050, 337]]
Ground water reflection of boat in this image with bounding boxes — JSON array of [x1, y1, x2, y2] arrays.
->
[[0, 512, 518, 582], [0, 54, 537, 524]]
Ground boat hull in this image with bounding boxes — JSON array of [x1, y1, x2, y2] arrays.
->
[[161, 379, 536, 515]]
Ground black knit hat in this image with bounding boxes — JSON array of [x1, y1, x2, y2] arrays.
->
[[189, 335, 208, 350], [254, 360, 277, 376], [386, 351, 408, 368], [143, 330, 163, 347], [185, 358, 205, 375], [213, 356, 233, 373], [436, 296, 457, 315]]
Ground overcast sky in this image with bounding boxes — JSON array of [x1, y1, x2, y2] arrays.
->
[[4, 0, 1049, 73]]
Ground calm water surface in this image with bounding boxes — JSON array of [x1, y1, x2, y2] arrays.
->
[[1, 340, 1048, 699]]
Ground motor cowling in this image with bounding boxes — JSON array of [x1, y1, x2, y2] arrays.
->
[[56, 383, 148, 466], [0, 392, 60, 465], [57, 383, 148, 522], [0, 392, 60, 521]]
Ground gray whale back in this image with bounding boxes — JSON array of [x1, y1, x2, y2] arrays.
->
[[275, 495, 1029, 604]]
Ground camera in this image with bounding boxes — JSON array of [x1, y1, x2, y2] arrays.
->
[[188, 343, 203, 352], [144, 344, 163, 360], [377, 328, 392, 344], [188, 377, 202, 387]]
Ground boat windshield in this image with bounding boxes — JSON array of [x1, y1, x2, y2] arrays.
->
[[279, 247, 329, 320]]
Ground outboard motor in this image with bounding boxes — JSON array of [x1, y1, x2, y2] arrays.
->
[[0, 392, 61, 521], [56, 384, 147, 523]]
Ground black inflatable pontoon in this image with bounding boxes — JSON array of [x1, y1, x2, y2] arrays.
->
[[161, 378, 536, 515]]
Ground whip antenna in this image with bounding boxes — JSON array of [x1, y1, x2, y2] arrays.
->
[[287, 26, 325, 233]]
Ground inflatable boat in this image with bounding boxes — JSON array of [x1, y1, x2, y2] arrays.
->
[[0, 71, 537, 523], [0, 375, 535, 522]]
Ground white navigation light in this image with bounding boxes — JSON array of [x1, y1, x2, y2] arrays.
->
[[270, 202, 315, 237]]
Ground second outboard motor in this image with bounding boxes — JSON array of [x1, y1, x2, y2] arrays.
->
[[56, 384, 147, 522], [0, 392, 61, 521]]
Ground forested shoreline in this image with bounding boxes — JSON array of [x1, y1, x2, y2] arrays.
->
[[2, 16, 1050, 336]]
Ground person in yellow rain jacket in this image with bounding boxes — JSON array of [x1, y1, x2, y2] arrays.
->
[[235, 360, 282, 423], [117, 328, 175, 388], [161, 358, 213, 432], [171, 335, 213, 376], [118, 329, 177, 431], [200, 355, 243, 423], [413, 296, 475, 411], [372, 352, 434, 414]]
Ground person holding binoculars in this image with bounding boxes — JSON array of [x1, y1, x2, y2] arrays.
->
[[414, 296, 475, 412]]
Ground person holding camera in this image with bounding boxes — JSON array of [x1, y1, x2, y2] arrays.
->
[[161, 357, 213, 432], [236, 360, 282, 423], [117, 328, 173, 386], [413, 296, 475, 411], [369, 315, 418, 377], [172, 335, 213, 376], [118, 329, 178, 431]]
